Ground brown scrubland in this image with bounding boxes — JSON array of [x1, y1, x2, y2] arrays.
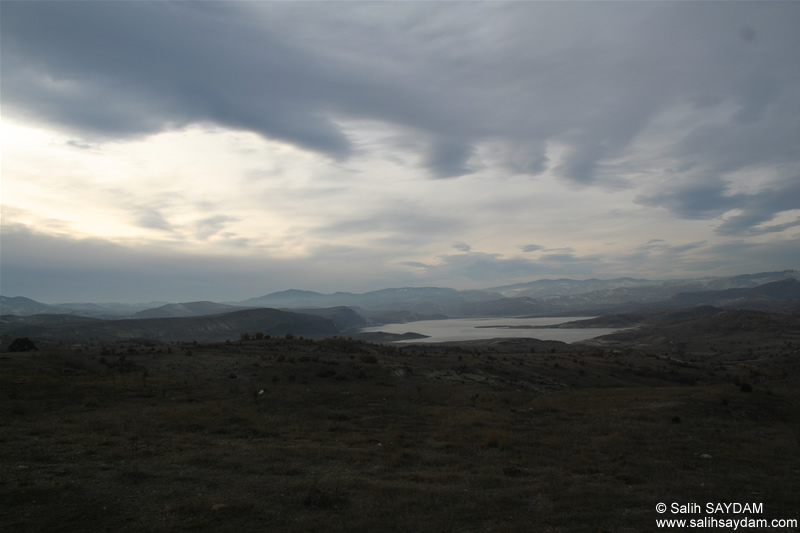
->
[[1, 329, 799, 532]]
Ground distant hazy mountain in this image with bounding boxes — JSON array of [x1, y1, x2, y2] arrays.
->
[[1, 313, 101, 328], [354, 309, 449, 325], [59, 301, 170, 317], [667, 278, 800, 312], [239, 286, 502, 315], [0, 308, 338, 343], [693, 271, 800, 290], [458, 297, 544, 317], [485, 270, 799, 300], [4, 270, 797, 327], [480, 271, 800, 317], [547, 306, 724, 328], [0, 296, 168, 318], [280, 306, 368, 332], [0, 296, 64, 316], [133, 301, 251, 319], [239, 289, 328, 308], [236, 271, 799, 318]]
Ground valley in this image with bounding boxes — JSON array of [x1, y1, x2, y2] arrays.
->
[[2, 306, 800, 531], [2, 271, 799, 531]]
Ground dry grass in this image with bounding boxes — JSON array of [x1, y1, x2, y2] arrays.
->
[[1, 336, 799, 532]]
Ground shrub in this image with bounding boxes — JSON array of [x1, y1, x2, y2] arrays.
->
[[8, 338, 38, 352]]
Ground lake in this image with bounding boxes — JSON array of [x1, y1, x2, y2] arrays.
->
[[358, 316, 625, 343]]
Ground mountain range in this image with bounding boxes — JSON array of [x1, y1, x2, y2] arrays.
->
[[5, 270, 796, 319], [1, 271, 798, 344]]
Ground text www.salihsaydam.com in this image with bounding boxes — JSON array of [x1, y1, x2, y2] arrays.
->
[[657, 517, 797, 529]]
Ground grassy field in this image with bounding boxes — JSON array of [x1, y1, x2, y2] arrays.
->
[[1, 335, 799, 532]]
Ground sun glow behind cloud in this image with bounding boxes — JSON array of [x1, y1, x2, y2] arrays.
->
[[5, 113, 652, 264], [4, 120, 328, 253]]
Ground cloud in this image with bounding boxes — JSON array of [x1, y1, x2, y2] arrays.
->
[[2, 1, 798, 301], [550, 247, 577, 253], [2, 2, 352, 157], [637, 175, 800, 236], [739, 26, 756, 43], [424, 139, 476, 179], [611, 239, 744, 278], [4, 1, 797, 191], [726, 218, 800, 237], [313, 204, 464, 247], [636, 177, 742, 220], [4, 219, 798, 303], [403, 249, 609, 284], [133, 206, 173, 232], [520, 245, 545, 253], [195, 215, 239, 240], [398, 261, 432, 270], [65, 139, 97, 150], [0, 224, 423, 302]]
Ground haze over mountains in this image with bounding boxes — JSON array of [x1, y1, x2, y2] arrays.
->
[[1, 271, 798, 344], [3, 270, 798, 317]]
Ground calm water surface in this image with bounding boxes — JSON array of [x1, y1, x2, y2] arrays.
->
[[359, 316, 624, 343]]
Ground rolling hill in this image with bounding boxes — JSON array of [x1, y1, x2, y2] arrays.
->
[[583, 308, 800, 357], [0, 308, 339, 344], [132, 301, 251, 319], [3, 271, 798, 330]]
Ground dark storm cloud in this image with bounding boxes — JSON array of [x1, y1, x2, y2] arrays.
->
[[636, 177, 741, 220], [638, 175, 800, 236], [424, 139, 476, 179], [1, 1, 352, 157], [3, 0, 799, 282], [503, 144, 550, 176], [4, 1, 797, 194]]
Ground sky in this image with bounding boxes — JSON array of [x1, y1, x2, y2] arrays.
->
[[2, 1, 799, 304]]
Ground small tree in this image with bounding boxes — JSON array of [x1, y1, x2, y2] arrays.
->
[[241, 332, 251, 341]]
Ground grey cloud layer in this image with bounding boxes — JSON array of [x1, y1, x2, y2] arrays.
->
[[636, 175, 800, 236], [4, 221, 799, 303], [2, 0, 799, 296], [3, 2, 353, 155], [4, 3, 798, 195]]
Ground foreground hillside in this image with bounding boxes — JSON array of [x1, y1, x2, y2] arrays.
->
[[1, 328, 798, 532]]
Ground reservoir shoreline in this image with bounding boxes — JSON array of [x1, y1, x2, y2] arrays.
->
[[358, 316, 627, 344]]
